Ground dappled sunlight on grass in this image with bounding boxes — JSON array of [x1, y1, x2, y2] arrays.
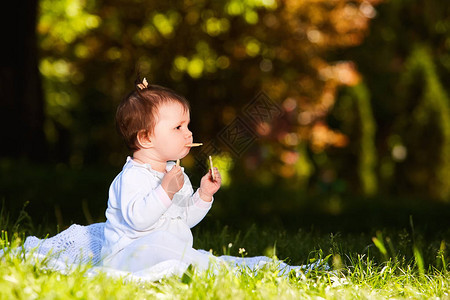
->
[[1, 222, 449, 299]]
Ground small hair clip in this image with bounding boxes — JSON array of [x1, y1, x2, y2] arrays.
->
[[137, 77, 149, 90]]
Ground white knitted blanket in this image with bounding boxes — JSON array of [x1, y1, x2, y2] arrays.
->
[[16, 223, 323, 282]]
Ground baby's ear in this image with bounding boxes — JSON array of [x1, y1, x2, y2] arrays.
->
[[136, 130, 153, 149]]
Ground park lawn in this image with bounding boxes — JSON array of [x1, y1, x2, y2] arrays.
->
[[1, 224, 449, 299]]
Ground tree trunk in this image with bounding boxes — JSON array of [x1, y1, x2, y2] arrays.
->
[[0, 0, 47, 161]]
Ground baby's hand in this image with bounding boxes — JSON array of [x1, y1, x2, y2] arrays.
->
[[161, 165, 184, 200], [199, 167, 221, 202]]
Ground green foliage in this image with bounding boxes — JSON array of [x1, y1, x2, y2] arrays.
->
[[32, 0, 450, 201], [352, 83, 378, 196], [394, 45, 450, 200], [333, 83, 378, 196], [36, 0, 287, 167], [35, 0, 382, 189], [343, 0, 450, 200]]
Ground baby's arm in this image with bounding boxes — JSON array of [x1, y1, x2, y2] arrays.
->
[[185, 168, 222, 227], [117, 169, 172, 231]]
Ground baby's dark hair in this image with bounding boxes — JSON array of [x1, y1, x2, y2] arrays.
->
[[116, 78, 190, 151]]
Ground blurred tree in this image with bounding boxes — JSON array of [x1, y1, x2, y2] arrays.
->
[[0, 0, 47, 160], [236, 0, 379, 195], [5, 0, 450, 228], [37, 0, 102, 163], [344, 0, 450, 200], [394, 45, 450, 200], [36, 0, 379, 181], [331, 82, 377, 196]]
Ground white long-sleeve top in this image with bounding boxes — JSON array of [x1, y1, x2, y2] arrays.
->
[[101, 157, 213, 264]]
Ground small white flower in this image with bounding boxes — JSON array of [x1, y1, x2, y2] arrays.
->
[[239, 248, 246, 255], [3, 275, 18, 284], [228, 243, 233, 248]]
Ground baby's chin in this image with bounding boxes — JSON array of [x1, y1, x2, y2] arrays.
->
[[178, 147, 191, 159]]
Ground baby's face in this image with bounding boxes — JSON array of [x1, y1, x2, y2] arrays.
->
[[150, 101, 193, 161]]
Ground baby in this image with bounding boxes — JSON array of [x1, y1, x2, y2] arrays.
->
[[101, 78, 221, 272]]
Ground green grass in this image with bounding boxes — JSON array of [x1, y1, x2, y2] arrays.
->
[[2, 162, 450, 298], [1, 221, 450, 299]]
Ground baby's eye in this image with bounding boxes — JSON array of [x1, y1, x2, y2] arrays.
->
[[175, 125, 181, 130]]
